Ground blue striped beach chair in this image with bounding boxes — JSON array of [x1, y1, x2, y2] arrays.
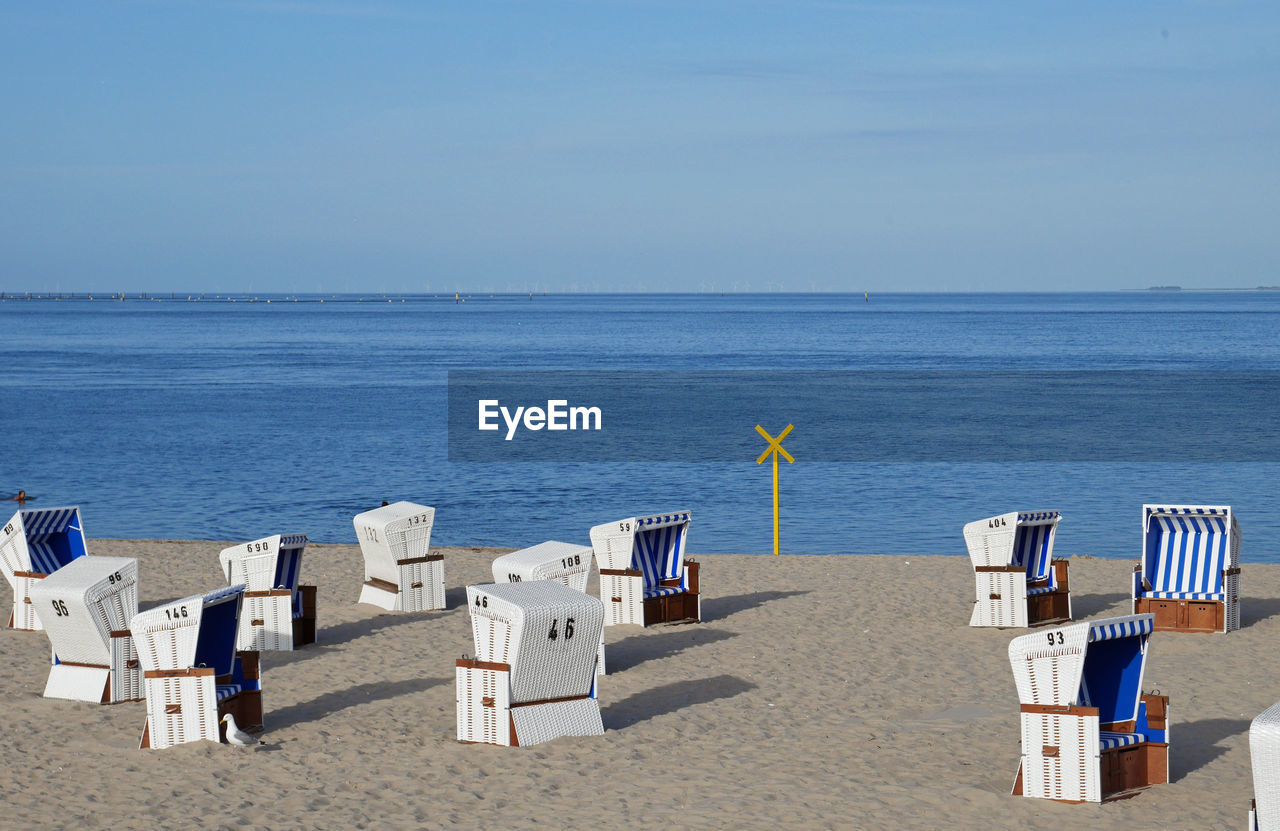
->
[[1133, 505, 1240, 633], [589, 511, 699, 627], [964, 511, 1071, 628], [0, 506, 89, 631], [219, 534, 315, 651], [132, 586, 263, 749], [456, 581, 604, 746], [29, 555, 142, 704], [1249, 701, 1280, 830], [1009, 613, 1169, 803]]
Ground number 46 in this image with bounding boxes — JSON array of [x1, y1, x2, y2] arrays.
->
[[548, 617, 575, 641]]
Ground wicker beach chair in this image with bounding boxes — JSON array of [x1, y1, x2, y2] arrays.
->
[[1133, 505, 1240, 633], [29, 556, 142, 704], [456, 581, 604, 747], [1249, 701, 1280, 830], [1009, 613, 1169, 803], [219, 534, 315, 651], [492, 540, 605, 674], [965, 511, 1070, 628], [132, 586, 262, 749], [0, 506, 89, 631], [589, 511, 699, 627], [352, 502, 444, 612]]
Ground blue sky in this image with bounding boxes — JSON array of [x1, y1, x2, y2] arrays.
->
[[2, 1, 1277, 292]]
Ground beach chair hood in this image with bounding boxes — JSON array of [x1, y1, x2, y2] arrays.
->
[[1, 506, 88, 585], [219, 533, 308, 591], [131, 585, 245, 675], [592, 511, 691, 584], [353, 501, 435, 585], [467, 581, 604, 704], [491, 541, 592, 593], [1009, 613, 1154, 725], [964, 511, 1060, 582], [29, 556, 138, 666], [1140, 505, 1238, 600]]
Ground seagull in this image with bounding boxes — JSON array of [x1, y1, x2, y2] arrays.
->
[[221, 713, 264, 746]]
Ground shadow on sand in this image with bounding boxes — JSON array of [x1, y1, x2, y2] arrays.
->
[[259, 609, 452, 669], [1241, 597, 1280, 628], [605, 674, 756, 731], [606, 627, 737, 673], [1173, 716, 1252, 781], [1070, 593, 1131, 619], [269, 677, 449, 729], [702, 589, 811, 622]]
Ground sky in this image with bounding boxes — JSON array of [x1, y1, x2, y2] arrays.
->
[[2, 1, 1277, 293]]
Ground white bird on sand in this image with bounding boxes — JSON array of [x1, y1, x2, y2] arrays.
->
[[221, 713, 264, 747]]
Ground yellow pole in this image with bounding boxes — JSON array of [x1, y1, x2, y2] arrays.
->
[[755, 423, 793, 558], [772, 448, 780, 555]]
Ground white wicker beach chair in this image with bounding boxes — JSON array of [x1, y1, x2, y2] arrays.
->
[[132, 586, 263, 749], [1008, 613, 1169, 803], [457, 581, 604, 747], [965, 510, 1070, 628], [492, 541, 605, 674], [28, 556, 142, 704], [219, 533, 315, 651], [1133, 505, 1240, 633], [352, 502, 444, 612], [1249, 701, 1280, 830], [0, 506, 89, 631], [589, 511, 699, 627]]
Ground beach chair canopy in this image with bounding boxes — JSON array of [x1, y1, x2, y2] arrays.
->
[[220, 534, 307, 591], [594, 511, 691, 597], [1140, 505, 1238, 600], [491, 541, 592, 593], [467, 581, 604, 704], [29, 556, 138, 666], [965, 511, 1060, 584], [353, 501, 434, 585], [132, 586, 244, 675], [1, 506, 88, 583], [1010, 614, 1154, 726]]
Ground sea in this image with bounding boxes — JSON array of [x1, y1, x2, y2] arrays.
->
[[2, 291, 1279, 561]]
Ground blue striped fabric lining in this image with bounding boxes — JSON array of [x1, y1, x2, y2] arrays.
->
[[26, 542, 61, 575], [1145, 590, 1224, 601], [18, 508, 83, 574], [274, 547, 305, 614], [632, 516, 689, 593], [1099, 732, 1145, 751], [274, 549, 301, 590], [1145, 509, 1229, 598], [206, 584, 246, 604], [1014, 523, 1055, 584], [21, 507, 79, 536], [643, 586, 683, 598], [1088, 617, 1154, 643], [1026, 586, 1058, 597], [216, 684, 242, 702]]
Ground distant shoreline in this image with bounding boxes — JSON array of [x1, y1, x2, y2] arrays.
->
[[4, 288, 1280, 301]]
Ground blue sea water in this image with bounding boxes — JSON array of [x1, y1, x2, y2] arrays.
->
[[2, 291, 1279, 560]]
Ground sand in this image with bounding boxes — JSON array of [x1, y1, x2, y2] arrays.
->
[[1, 543, 1274, 830]]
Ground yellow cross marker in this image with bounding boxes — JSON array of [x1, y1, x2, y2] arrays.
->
[[755, 424, 794, 556]]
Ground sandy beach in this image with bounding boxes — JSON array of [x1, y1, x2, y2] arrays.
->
[[2, 542, 1275, 830]]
